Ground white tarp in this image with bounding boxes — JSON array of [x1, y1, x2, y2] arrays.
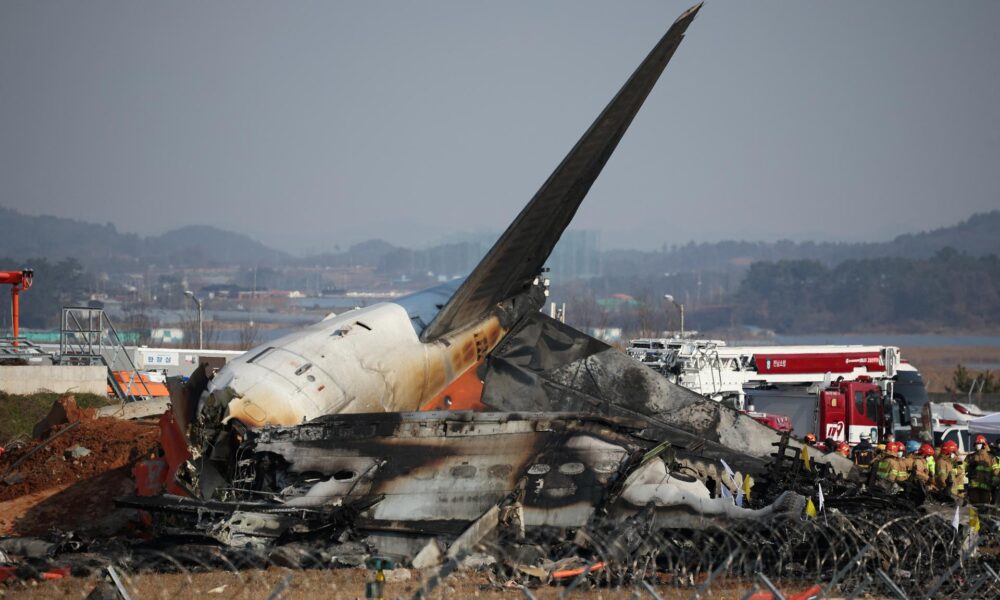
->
[[969, 412, 1000, 435]]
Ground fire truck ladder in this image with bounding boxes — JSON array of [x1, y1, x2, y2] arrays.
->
[[58, 307, 151, 402], [686, 344, 725, 399]]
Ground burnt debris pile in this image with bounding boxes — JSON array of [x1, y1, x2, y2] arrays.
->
[[2, 406, 999, 598]]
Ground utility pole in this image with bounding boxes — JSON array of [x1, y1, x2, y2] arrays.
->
[[184, 290, 204, 350], [664, 294, 684, 336]]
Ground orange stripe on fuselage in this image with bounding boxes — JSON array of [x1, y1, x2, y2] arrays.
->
[[419, 359, 485, 411]]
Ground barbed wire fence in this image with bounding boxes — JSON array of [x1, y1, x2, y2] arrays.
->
[[26, 504, 995, 600]]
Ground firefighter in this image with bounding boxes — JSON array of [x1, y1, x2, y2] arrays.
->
[[836, 442, 851, 458], [887, 441, 912, 483], [876, 441, 900, 481], [935, 440, 964, 498], [993, 440, 1000, 504], [804, 433, 818, 446], [852, 433, 876, 469], [965, 434, 996, 504], [911, 443, 936, 486]]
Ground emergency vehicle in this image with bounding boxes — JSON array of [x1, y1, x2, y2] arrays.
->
[[627, 339, 927, 442], [920, 401, 984, 453]]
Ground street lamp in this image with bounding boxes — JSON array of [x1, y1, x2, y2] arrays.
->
[[184, 290, 204, 350], [664, 294, 684, 336]]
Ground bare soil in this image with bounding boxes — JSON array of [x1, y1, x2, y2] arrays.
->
[[0, 568, 771, 600], [0, 418, 159, 504]]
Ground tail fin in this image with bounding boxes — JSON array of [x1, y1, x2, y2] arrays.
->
[[421, 3, 703, 341]]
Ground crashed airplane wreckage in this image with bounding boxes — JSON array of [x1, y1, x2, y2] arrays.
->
[[124, 3, 853, 560]]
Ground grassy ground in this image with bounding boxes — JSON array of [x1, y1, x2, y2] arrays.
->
[[0, 392, 113, 443]]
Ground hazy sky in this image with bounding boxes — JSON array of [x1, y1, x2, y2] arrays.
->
[[2, 1, 998, 253]]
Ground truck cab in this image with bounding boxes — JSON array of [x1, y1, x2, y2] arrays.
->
[[936, 427, 971, 455], [818, 378, 897, 444]]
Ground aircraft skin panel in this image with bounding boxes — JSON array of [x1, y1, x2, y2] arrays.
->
[[206, 301, 508, 428], [420, 3, 702, 342]]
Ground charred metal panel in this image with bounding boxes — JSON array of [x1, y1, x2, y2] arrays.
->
[[246, 411, 642, 528], [482, 313, 855, 477]]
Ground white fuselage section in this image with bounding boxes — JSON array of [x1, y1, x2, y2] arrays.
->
[[203, 298, 503, 428]]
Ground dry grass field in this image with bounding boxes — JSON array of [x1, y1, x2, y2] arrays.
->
[[901, 346, 1000, 393]]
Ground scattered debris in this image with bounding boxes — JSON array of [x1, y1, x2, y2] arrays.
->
[[65, 445, 92, 459]]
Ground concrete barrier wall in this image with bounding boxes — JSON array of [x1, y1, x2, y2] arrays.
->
[[0, 365, 107, 396]]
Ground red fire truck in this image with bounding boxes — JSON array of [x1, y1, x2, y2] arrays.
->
[[639, 339, 926, 442], [816, 376, 893, 444]]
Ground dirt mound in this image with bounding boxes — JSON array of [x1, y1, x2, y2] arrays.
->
[[0, 417, 159, 503]]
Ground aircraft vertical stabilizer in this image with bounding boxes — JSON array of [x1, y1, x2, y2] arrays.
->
[[421, 3, 702, 341]]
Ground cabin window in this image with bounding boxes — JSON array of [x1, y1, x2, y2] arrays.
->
[[854, 391, 864, 416]]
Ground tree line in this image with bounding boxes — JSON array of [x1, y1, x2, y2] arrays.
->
[[734, 248, 1000, 333]]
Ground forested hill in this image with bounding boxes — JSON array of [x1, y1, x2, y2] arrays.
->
[[603, 211, 1000, 276], [735, 250, 1000, 333], [0, 207, 288, 269], [3, 204, 996, 275]]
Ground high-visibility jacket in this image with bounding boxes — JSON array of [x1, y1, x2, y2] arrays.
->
[[911, 456, 933, 484], [936, 456, 965, 497], [966, 449, 996, 490], [887, 456, 912, 482], [876, 456, 893, 480]]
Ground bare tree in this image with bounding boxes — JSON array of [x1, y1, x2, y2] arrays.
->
[[121, 301, 158, 346], [180, 309, 220, 349], [238, 319, 261, 351]]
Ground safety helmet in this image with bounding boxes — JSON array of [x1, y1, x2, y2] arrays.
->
[[905, 440, 921, 454], [804, 433, 817, 444], [860, 433, 871, 441], [837, 442, 851, 456], [918, 443, 934, 457], [975, 434, 988, 445], [941, 440, 959, 454]]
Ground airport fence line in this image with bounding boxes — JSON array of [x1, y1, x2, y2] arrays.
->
[[67, 506, 1000, 600]]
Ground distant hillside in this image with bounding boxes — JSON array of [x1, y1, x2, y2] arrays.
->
[[3, 204, 996, 276], [0, 206, 142, 266], [0, 206, 288, 269], [880, 211, 1000, 258], [145, 225, 290, 266], [602, 211, 1000, 276]]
